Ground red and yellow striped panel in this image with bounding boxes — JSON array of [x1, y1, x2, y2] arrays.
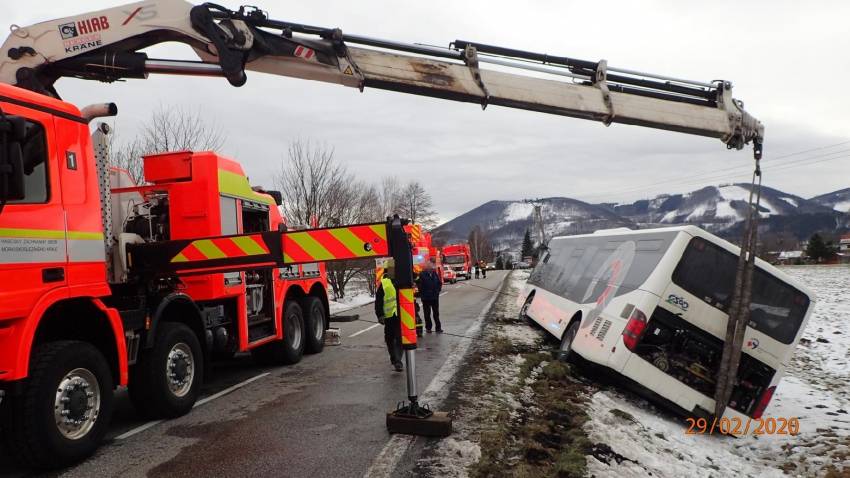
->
[[404, 223, 422, 244], [282, 223, 388, 264], [171, 234, 269, 263], [399, 288, 417, 348]]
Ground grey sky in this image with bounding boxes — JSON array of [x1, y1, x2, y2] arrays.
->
[[6, 1, 850, 223]]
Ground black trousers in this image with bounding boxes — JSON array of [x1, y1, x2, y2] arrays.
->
[[384, 315, 402, 364], [482, 268, 487, 278], [422, 298, 441, 331]]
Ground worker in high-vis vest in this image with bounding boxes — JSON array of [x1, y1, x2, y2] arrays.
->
[[375, 261, 404, 372]]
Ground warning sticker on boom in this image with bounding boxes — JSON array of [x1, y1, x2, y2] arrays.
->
[[343, 66, 353, 75]]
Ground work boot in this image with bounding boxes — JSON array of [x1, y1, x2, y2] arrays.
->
[[393, 361, 404, 372]]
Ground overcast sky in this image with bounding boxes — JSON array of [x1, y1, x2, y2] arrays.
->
[[5, 1, 850, 223]]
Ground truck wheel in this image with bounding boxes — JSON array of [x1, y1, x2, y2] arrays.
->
[[302, 296, 327, 354], [251, 301, 305, 365], [1, 341, 113, 469], [129, 322, 203, 419], [558, 320, 581, 362]]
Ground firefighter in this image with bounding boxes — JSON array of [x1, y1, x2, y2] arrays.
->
[[375, 262, 404, 372], [474, 261, 480, 279], [417, 259, 443, 333], [480, 260, 487, 279]]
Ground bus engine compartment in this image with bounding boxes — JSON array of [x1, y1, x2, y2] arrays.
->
[[633, 307, 776, 417]]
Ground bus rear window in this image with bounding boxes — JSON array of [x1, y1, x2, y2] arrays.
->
[[672, 237, 809, 344]]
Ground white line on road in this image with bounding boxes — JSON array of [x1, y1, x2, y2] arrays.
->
[[364, 272, 509, 478], [114, 372, 270, 441], [349, 323, 380, 338]]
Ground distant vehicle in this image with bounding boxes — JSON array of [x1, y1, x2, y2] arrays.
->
[[443, 243, 472, 280], [518, 226, 814, 421], [486, 262, 496, 270], [515, 261, 531, 269], [442, 266, 458, 284]]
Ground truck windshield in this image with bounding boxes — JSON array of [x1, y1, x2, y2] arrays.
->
[[444, 255, 466, 264], [672, 237, 810, 344]]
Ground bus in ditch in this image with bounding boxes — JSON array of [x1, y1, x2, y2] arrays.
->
[[518, 225, 814, 420]]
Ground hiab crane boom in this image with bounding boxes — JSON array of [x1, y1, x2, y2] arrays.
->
[[0, 0, 763, 156], [0, 0, 765, 469]]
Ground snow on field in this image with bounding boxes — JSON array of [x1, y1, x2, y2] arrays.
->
[[504, 202, 535, 222], [587, 265, 850, 477], [328, 292, 373, 314], [833, 200, 850, 213]]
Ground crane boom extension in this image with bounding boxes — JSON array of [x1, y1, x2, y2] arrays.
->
[[0, 0, 763, 156]]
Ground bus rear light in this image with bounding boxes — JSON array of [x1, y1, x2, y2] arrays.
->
[[622, 308, 647, 351], [752, 385, 776, 419]]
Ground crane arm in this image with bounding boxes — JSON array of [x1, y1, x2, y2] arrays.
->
[[0, 0, 763, 156]]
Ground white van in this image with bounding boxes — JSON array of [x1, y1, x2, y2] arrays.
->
[[518, 226, 814, 419]]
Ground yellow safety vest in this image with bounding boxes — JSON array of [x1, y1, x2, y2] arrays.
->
[[381, 276, 398, 318]]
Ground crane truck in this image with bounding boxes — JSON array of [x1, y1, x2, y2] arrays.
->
[[0, 0, 764, 468]]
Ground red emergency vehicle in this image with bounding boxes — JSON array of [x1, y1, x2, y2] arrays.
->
[[442, 243, 472, 280]]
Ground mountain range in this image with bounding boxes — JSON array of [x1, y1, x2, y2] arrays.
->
[[434, 185, 850, 253]]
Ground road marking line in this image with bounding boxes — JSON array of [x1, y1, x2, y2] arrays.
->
[[115, 372, 270, 440], [439, 291, 447, 296], [364, 271, 509, 478], [349, 323, 380, 338]]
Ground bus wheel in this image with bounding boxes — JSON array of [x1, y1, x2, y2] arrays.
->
[[1, 341, 114, 469], [303, 296, 327, 354], [252, 301, 305, 365], [558, 321, 580, 362], [130, 322, 203, 419], [519, 295, 534, 324]]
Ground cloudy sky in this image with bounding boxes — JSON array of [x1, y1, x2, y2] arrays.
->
[[5, 1, 850, 223]]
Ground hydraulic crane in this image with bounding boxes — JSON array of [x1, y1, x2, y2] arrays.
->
[[0, 0, 765, 468], [1, 0, 763, 157]]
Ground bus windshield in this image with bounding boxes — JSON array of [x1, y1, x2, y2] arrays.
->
[[672, 237, 810, 344], [444, 255, 466, 264]]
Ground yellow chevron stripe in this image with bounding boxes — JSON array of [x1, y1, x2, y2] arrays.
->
[[231, 236, 267, 256], [289, 232, 335, 261], [328, 227, 373, 258], [172, 253, 189, 263], [370, 224, 387, 240], [192, 239, 227, 259]]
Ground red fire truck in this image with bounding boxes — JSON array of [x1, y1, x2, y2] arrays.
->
[[442, 243, 472, 280]]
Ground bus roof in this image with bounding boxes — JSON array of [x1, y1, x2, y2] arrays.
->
[[548, 225, 816, 302]]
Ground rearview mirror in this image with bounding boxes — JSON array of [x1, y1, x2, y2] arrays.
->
[[0, 114, 27, 201]]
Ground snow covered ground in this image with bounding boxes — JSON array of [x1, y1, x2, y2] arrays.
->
[[585, 265, 850, 477], [327, 280, 374, 315]]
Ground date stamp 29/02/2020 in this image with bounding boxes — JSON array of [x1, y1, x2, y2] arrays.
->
[[686, 417, 800, 436]]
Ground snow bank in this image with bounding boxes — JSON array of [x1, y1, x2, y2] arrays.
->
[[833, 200, 850, 213], [328, 291, 374, 314]]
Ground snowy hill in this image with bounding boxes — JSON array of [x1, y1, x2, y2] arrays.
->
[[600, 184, 842, 236], [811, 187, 850, 213], [433, 198, 632, 252]]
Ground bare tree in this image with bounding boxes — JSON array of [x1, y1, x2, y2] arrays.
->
[[468, 225, 494, 263], [275, 140, 350, 227], [397, 180, 437, 228], [379, 176, 402, 219], [109, 106, 226, 184]]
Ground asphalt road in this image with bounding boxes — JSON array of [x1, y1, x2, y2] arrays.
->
[[0, 271, 508, 478]]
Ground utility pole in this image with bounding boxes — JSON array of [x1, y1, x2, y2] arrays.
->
[[523, 199, 547, 248]]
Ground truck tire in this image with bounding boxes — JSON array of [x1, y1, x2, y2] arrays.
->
[[251, 301, 305, 365], [302, 296, 326, 354], [129, 322, 203, 419], [1, 341, 114, 469]]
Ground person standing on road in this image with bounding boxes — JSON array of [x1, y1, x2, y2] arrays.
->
[[375, 263, 403, 372], [474, 261, 480, 279], [480, 260, 487, 279], [417, 259, 443, 333]]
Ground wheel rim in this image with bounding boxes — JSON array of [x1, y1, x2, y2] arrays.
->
[[54, 368, 101, 440], [166, 343, 195, 398], [288, 312, 302, 349], [312, 306, 324, 341]]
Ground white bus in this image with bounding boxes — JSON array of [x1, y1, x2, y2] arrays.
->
[[518, 226, 815, 420]]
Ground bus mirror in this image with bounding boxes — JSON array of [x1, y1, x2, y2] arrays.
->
[[266, 190, 283, 206], [0, 115, 27, 201]]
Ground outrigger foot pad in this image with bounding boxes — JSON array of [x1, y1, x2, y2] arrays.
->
[[386, 401, 452, 437]]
